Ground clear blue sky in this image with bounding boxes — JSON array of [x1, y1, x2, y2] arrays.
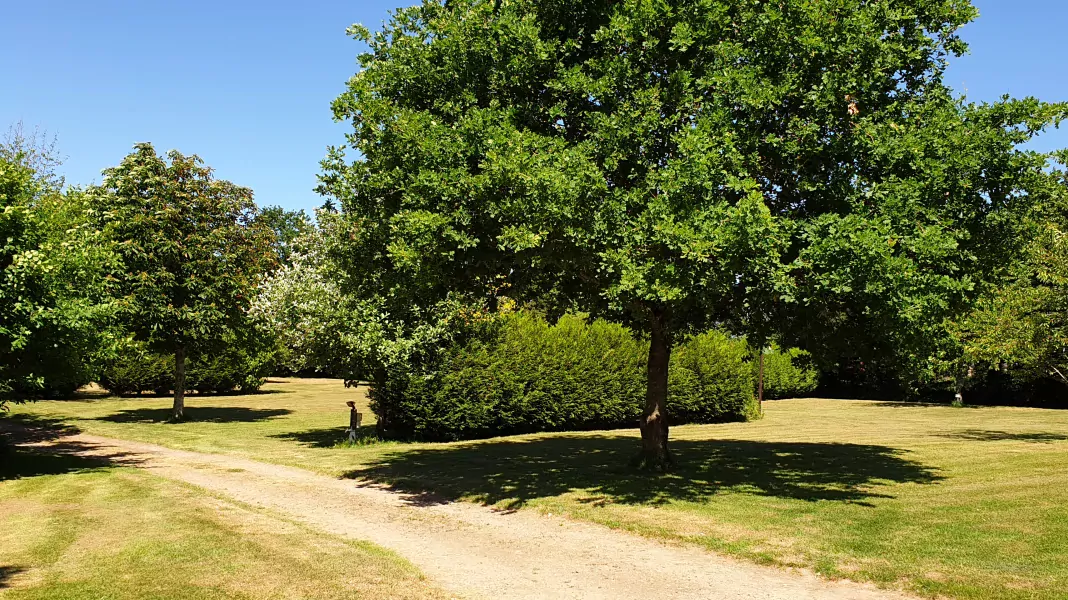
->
[[4, 1, 1066, 212]]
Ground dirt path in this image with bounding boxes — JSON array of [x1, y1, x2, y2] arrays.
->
[[27, 431, 916, 600]]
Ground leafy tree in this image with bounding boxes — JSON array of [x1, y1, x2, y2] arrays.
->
[[251, 216, 423, 381], [319, 0, 1065, 467], [1, 121, 65, 190], [252, 224, 344, 374], [1, 157, 47, 405], [0, 157, 116, 407], [954, 159, 1068, 386], [255, 205, 314, 268], [89, 144, 274, 420]]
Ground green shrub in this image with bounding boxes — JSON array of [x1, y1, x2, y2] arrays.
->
[[100, 339, 272, 396], [757, 346, 820, 399], [98, 344, 172, 396], [671, 331, 755, 421], [371, 312, 757, 441]]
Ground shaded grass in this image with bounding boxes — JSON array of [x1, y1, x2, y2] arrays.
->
[[0, 417, 132, 482], [348, 435, 941, 506], [11, 380, 1068, 599], [97, 406, 292, 423], [0, 442, 447, 599]]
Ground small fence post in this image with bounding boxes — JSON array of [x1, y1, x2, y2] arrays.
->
[[346, 400, 362, 443]]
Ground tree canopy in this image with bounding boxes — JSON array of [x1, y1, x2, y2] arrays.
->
[[255, 205, 315, 268], [954, 155, 1068, 387], [318, 0, 1066, 466], [89, 144, 275, 419], [0, 155, 116, 407]]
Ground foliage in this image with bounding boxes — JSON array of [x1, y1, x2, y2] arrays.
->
[[252, 224, 347, 375], [758, 346, 820, 400], [0, 155, 117, 407], [99, 337, 273, 396], [320, 0, 1066, 464], [0, 121, 64, 189], [255, 205, 315, 268], [670, 331, 757, 422], [952, 162, 1068, 389], [98, 341, 173, 396], [88, 144, 275, 418], [252, 216, 485, 382], [371, 312, 755, 442]]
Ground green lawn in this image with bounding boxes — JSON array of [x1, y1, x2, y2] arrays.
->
[[8, 377, 1068, 599], [0, 418, 447, 600]]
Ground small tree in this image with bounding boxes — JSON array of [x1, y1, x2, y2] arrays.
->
[[91, 144, 274, 420], [320, 0, 1065, 467]]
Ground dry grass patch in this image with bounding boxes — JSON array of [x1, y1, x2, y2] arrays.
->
[[0, 455, 448, 600]]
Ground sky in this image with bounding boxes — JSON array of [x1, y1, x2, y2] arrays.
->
[[3, 1, 1067, 213]]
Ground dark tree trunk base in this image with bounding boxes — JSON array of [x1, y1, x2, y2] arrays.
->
[[172, 345, 187, 422], [631, 445, 675, 471]]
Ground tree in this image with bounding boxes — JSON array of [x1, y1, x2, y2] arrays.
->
[[319, 0, 1065, 467], [0, 157, 116, 407], [90, 144, 274, 420], [255, 205, 314, 268], [251, 222, 347, 375], [1, 121, 65, 190], [954, 157, 1068, 387]]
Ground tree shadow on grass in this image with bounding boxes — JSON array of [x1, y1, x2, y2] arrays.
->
[[95, 407, 292, 424], [0, 566, 26, 589], [937, 429, 1068, 443], [345, 434, 942, 509], [271, 426, 379, 448], [870, 401, 983, 409], [0, 415, 139, 481], [106, 388, 290, 399]]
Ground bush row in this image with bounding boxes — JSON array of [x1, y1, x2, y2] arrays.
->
[[99, 340, 272, 395], [371, 312, 815, 442]]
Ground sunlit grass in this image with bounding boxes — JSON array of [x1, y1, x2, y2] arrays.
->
[[0, 451, 448, 599], [10, 378, 1068, 599]]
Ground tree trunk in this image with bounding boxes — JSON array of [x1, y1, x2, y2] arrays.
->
[[636, 309, 673, 470], [173, 346, 186, 421], [758, 350, 765, 413]]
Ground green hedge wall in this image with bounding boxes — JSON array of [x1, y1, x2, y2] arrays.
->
[[370, 313, 758, 441], [99, 340, 272, 396]]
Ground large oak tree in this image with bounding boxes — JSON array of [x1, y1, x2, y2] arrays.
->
[[319, 0, 1066, 467]]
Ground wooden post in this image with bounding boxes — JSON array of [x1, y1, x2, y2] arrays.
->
[[346, 400, 362, 442]]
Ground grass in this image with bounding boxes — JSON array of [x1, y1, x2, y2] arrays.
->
[[0, 418, 449, 599], [9, 378, 1068, 599]]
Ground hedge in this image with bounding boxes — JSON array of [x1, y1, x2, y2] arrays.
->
[[758, 346, 820, 399], [370, 312, 758, 441], [100, 340, 272, 396]]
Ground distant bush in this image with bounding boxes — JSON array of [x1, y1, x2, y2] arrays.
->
[[758, 346, 820, 399], [371, 312, 758, 441], [98, 344, 172, 396], [100, 338, 273, 396]]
